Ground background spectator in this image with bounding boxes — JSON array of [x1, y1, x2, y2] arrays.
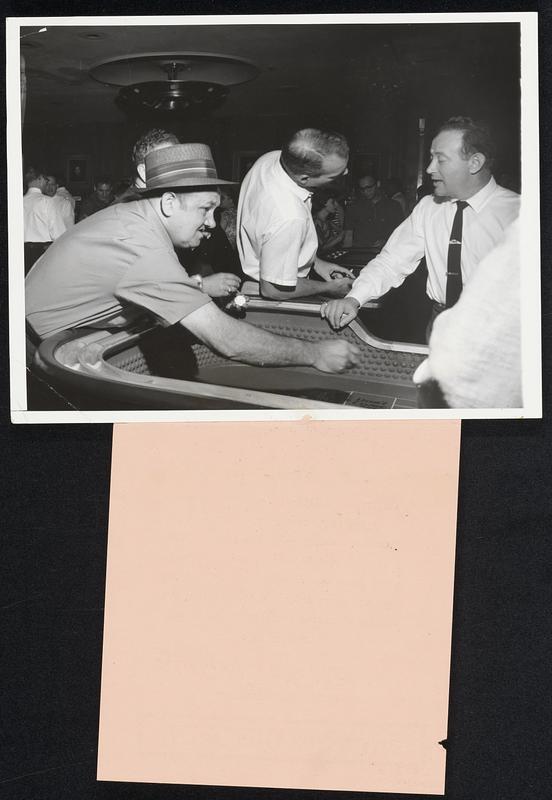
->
[[382, 177, 408, 215], [343, 173, 403, 250], [312, 190, 345, 254], [23, 168, 67, 274], [78, 178, 114, 221]]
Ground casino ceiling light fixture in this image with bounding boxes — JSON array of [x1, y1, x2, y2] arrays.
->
[[89, 52, 259, 117]]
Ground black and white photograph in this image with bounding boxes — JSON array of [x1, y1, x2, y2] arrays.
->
[[8, 13, 541, 421]]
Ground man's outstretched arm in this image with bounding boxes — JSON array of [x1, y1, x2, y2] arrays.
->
[[181, 301, 360, 374], [256, 220, 352, 300]]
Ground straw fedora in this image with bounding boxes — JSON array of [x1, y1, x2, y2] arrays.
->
[[140, 143, 236, 191]]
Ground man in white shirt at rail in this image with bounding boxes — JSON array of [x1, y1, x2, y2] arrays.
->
[[237, 128, 355, 300], [321, 117, 520, 336]]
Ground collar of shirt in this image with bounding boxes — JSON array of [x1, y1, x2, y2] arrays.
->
[[452, 176, 497, 213], [274, 155, 313, 203], [26, 187, 43, 196]]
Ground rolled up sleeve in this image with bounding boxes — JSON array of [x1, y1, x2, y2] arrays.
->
[[259, 219, 307, 286]]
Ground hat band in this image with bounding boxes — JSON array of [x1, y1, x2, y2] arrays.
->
[[147, 158, 218, 184]]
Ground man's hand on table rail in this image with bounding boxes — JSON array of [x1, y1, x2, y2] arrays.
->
[[320, 277, 355, 298], [321, 297, 361, 330]]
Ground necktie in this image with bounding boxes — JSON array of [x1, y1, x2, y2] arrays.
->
[[445, 200, 469, 308]]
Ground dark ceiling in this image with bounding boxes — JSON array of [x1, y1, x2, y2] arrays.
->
[[20, 22, 520, 127]]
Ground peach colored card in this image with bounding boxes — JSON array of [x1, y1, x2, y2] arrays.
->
[[98, 420, 460, 794]]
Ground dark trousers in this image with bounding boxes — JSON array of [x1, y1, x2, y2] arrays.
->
[[425, 301, 447, 343], [24, 242, 51, 275]]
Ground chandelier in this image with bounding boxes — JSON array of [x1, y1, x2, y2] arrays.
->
[[90, 52, 259, 116]]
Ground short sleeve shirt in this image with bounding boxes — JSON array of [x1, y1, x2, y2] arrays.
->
[[25, 199, 211, 339], [237, 151, 318, 286]]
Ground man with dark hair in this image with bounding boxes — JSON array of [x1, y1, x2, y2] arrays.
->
[[112, 129, 180, 205], [132, 128, 180, 180], [26, 144, 359, 376], [23, 169, 67, 274], [237, 128, 354, 300], [78, 177, 114, 221], [437, 116, 496, 167], [322, 116, 520, 335], [343, 173, 403, 249]]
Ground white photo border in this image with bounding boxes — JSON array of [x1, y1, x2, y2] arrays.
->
[[7, 12, 542, 423]]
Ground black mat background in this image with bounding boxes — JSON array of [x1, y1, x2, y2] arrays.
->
[[2, 1, 550, 798]]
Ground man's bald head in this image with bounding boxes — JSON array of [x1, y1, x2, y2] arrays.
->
[[281, 128, 349, 190]]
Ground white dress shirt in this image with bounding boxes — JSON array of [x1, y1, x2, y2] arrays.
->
[[237, 151, 318, 286], [348, 177, 520, 306], [413, 218, 521, 408], [54, 187, 75, 227], [23, 187, 67, 242]]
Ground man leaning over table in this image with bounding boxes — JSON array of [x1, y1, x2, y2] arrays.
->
[[237, 128, 355, 300]]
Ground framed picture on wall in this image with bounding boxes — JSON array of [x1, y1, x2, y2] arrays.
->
[[66, 154, 90, 185], [232, 150, 263, 182]]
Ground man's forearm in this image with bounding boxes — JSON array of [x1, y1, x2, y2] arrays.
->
[[348, 256, 413, 306], [182, 302, 316, 367], [260, 277, 327, 300], [218, 318, 316, 366]]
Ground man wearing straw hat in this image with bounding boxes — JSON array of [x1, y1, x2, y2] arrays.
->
[[26, 143, 359, 374], [113, 127, 242, 296]]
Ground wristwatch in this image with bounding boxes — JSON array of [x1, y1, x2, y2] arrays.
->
[[191, 274, 204, 291]]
